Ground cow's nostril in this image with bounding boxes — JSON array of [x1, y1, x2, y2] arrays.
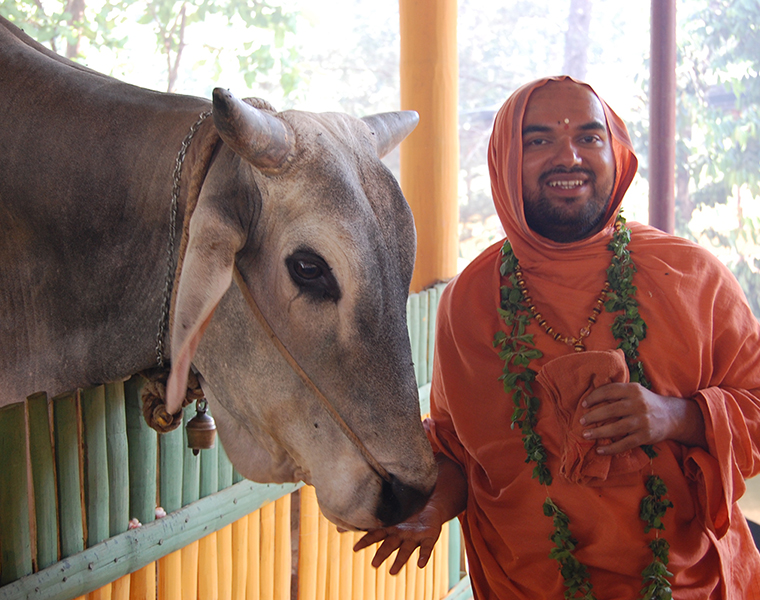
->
[[376, 473, 432, 527]]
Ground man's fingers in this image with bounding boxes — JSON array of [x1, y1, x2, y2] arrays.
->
[[354, 529, 388, 552], [370, 536, 402, 569], [389, 541, 418, 575]]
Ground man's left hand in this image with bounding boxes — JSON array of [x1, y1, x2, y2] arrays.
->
[[580, 383, 707, 453]]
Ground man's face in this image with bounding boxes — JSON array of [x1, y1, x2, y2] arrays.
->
[[520, 80, 616, 243]]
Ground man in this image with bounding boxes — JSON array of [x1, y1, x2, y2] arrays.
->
[[355, 76, 760, 598]]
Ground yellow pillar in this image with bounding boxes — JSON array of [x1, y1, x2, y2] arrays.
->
[[400, 0, 459, 292]]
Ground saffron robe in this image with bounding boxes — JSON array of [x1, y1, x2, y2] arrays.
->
[[425, 76, 760, 599]]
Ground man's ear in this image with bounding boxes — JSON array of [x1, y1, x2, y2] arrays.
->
[[166, 204, 245, 414]]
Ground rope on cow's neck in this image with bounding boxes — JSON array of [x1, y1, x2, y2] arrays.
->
[[156, 109, 213, 368], [494, 214, 673, 599], [231, 267, 394, 484]]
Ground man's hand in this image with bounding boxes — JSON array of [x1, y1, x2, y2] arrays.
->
[[354, 452, 468, 575], [580, 382, 707, 453], [353, 502, 445, 575]]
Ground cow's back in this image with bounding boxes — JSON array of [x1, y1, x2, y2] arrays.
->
[[0, 16, 212, 405]]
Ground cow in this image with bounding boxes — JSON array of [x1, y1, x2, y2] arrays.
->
[[0, 16, 436, 531]]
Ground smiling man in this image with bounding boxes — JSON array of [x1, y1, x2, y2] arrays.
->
[[355, 76, 760, 599]]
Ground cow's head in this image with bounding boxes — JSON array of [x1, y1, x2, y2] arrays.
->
[[165, 89, 437, 530]]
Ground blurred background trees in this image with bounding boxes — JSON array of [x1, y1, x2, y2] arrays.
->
[[2, 0, 759, 314]]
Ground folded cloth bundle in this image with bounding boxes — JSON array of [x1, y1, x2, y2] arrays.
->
[[536, 349, 651, 487]]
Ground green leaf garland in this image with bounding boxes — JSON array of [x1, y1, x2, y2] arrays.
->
[[494, 215, 673, 599]]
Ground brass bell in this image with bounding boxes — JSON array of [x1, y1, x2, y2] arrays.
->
[[186, 398, 216, 455]]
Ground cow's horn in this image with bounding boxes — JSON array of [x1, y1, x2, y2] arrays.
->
[[212, 88, 295, 170], [361, 111, 419, 159]]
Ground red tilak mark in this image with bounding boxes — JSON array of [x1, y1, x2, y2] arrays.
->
[[564, 124, 569, 130]]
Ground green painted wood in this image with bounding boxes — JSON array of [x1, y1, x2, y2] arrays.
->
[[182, 406, 200, 506], [407, 293, 421, 385], [232, 468, 244, 485], [124, 376, 157, 525], [81, 386, 110, 547], [104, 382, 129, 538], [199, 427, 219, 499], [159, 426, 184, 514], [0, 403, 32, 584], [448, 517, 462, 591], [417, 290, 430, 386], [0, 480, 301, 600], [443, 574, 472, 600], [427, 286, 440, 384], [52, 392, 85, 559], [217, 438, 233, 491], [26, 393, 59, 571]]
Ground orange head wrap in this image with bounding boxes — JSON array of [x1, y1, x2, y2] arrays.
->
[[487, 76, 639, 268]]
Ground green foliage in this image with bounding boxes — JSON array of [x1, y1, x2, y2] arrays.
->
[[1, 0, 300, 95]]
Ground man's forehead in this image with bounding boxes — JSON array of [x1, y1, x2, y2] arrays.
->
[[522, 80, 607, 127]]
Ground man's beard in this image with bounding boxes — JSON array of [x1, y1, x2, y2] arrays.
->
[[523, 167, 615, 243]]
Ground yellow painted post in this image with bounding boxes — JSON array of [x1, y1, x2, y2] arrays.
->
[[274, 495, 291, 600], [246, 511, 261, 600], [362, 535, 376, 600], [327, 525, 340, 600], [259, 502, 275, 600], [351, 532, 365, 600], [298, 486, 319, 600], [395, 562, 406, 600], [316, 511, 329, 600], [86, 584, 112, 600], [130, 562, 156, 600], [382, 557, 396, 600], [218, 524, 233, 600], [110, 574, 130, 600], [158, 550, 182, 600], [339, 532, 353, 599], [231, 516, 249, 600], [399, 0, 459, 292], [181, 541, 200, 600], [198, 531, 219, 600], [424, 551, 434, 600], [406, 549, 418, 599]]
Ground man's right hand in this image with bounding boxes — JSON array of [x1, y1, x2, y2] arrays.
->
[[353, 452, 468, 575]]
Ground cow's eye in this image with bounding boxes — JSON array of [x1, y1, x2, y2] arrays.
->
[[286, 251, 341, 302]]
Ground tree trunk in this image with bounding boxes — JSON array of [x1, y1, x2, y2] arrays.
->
[[65, 0, 86, 59], [563, 0, 593, 80]]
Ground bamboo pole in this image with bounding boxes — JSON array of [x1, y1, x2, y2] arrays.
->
[[181, 540, 200, 600], [351, 532, 365, 600], [259, 502, 275, 600], [316, 512, 328, 600], [198, 531, 219, 600], [124, 377, 156, 526], [274, 495, 291, 600], [0, 402, 32, 584], [326, 524, 340, 600], [27, 392, 59, 571], [130, 562, 156, 600], [231, 515, 249, 600], [110, 574, 130, 600], [158, 550, 182, 600], [298, 486, 319, 600], [82, 386, 110, 547], [217, 523, 233, 600], [246, 511, 261, 600], [104, 383, 129, 538], [52, 391, 85, 559], [339, 532, 353, 599]]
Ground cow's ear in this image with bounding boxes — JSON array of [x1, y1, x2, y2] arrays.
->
[[166, 206, 246, 414]]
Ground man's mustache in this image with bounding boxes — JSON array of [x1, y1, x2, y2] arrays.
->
[[538, 166, 596, 186]]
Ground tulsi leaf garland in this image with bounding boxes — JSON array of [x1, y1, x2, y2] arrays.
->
[[493, 215, 673, 599]]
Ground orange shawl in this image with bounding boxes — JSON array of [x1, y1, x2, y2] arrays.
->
[[426, 76, 760, 599]]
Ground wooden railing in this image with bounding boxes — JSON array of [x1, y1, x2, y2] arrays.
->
[[0, 283, 470, 600]]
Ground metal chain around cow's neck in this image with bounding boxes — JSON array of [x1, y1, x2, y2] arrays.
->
[[156, 110, 212, 367]]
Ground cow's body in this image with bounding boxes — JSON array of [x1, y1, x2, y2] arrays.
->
[[0, 17, 435, 530]]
